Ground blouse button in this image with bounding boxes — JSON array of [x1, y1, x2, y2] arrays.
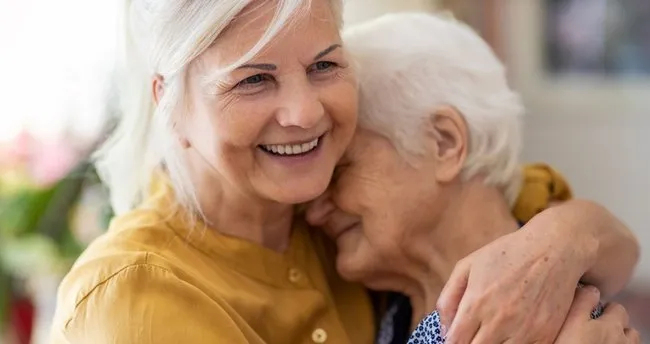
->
[[311, 328, 327, 343], [288, 268, 302, 283]]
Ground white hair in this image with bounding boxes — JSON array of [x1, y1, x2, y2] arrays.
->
[[95, 0, 343, 215], [343, 12, 524, 204]]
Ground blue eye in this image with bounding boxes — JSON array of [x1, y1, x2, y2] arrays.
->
[[238, 74, 266, 87], [316, 61, 334, 70], [310, 61, 338, 73]]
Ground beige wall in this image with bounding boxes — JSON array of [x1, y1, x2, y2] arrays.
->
[[505, 0, 650, 285], [343, 0, 439, 25]]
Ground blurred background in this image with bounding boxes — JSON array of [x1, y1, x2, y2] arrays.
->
[[0, 0, 648, 343]]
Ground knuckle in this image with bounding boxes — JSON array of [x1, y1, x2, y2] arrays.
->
[[458, 295, 481, 313], [626, 329, 641, 343], [607, 302, 626, 313], [608, 303, 630, 323], [494, 305, 518, 324]]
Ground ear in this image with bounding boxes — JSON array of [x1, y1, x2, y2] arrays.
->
[[152, 74, 165, 105], [428, 106, 468, 183], [153, 74, 191, 149]]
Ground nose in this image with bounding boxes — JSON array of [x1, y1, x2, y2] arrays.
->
[[276, 80, 325, 129]]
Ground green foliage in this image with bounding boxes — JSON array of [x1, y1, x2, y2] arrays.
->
[[0, 160, 110, 328]]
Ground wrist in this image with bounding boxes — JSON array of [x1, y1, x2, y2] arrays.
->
[[529, 205, 599, 280]]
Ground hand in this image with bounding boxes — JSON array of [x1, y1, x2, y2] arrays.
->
[[437, 225, 586, 344], [304, 190, 335, 227], [555, 286, 640, 343]]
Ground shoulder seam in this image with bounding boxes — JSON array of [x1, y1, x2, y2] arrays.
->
[[63, 259, 173, 330]]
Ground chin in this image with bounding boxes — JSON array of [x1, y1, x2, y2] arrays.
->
[[273, 179, 330, 204]]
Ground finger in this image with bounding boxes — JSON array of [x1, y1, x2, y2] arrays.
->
[[625, 328, 641, 344], [600, 303, 630, 329], [466, 323, 506, 344], [304, 191, 335, 226], [437, 258, 470, 332], [445, 304, 481, 344], [566, 285, 601, 322]]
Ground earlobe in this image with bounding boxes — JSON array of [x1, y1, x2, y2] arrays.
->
[[179, 137, 191, 149], [171, 121, 192, 149], [429, 106, 468, 182]]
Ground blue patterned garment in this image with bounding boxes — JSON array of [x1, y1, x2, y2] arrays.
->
[[406, 298, 604, 344], [407, 311, 445, 344]]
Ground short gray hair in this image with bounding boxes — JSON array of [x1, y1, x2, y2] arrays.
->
[[343, 12, 523, 204]]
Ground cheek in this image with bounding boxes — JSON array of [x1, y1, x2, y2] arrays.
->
[[363, 214, 405, 256], [193, 97, 273, 150], [322, 81, 358, 145], [332, 177, 367, 216]]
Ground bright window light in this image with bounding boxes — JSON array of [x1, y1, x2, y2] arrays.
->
[[0, 0, 118, 142]]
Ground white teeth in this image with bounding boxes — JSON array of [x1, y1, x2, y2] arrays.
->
[[262, 137, 320, 156]]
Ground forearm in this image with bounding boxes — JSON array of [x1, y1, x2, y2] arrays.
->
[[536, 199, 640, 296]]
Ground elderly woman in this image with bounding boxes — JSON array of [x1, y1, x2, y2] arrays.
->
[[51, 1, 637, 343], [307, 13, 640, 344]]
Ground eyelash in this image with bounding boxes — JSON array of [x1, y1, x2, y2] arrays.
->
[[308, 61, 339, 74], [235, 74, 273, 90], [233, 61, 340, 92]]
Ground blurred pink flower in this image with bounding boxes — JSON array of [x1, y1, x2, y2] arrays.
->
[[0, 130, 35, 169], [30, 139, 78, 186]]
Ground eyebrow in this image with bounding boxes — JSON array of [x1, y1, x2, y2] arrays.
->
[[313, 44, 341, 61], [233, 43, 342, 72], [236, 63, 277, 71]]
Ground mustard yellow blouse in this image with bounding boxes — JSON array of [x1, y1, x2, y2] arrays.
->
[[50, 164, 568, 343], [50, 177, 375, 344]]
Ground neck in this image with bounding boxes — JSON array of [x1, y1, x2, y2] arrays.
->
[[185, 154, 294, 252], [401, 178, 520, 323]]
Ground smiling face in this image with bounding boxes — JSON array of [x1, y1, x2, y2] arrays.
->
[[177, 0, 357, 205]]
